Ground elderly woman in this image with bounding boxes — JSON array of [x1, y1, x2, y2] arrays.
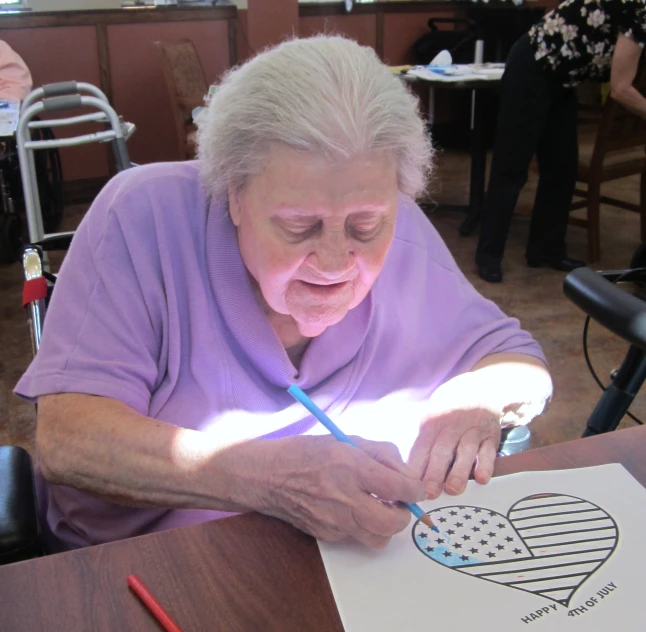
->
[[15, 36, 552, 553]]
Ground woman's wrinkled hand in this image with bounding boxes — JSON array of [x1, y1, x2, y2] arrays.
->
[[407, 372, 503, 501], [257, 435, 426, 549]]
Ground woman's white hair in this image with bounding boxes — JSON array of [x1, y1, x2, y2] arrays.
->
[[196, 35, 433, 199]]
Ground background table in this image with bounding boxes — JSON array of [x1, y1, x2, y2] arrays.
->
[[403, 71, 501, 236], [0, 100, 20, 138], [1, 425, 645, 631]]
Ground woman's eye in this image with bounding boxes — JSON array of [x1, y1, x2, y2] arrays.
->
[[284, 222, 321, 240], [350, 224, 381, 241], [289, 229, 312, 238]]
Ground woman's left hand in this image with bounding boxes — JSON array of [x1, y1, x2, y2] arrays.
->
[[407, 354, 552, 500], [407, 371, 502, 500]]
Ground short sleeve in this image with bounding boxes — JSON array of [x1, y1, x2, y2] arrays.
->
[[619, 0, 646, 46], [14, 177, 165, 415]]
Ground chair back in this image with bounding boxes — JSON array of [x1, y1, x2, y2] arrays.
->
[[571, 66, 646, 261], [591, 66, 646, 164], [155, 40, 208, 160]]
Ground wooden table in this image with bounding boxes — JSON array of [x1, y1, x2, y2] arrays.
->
[[1, 425, 645, 631]]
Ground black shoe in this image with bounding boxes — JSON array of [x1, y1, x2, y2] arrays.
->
[[477, 261, 503, 283], [527, 255, 586, 272]]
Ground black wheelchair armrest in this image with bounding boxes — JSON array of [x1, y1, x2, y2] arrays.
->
[[563, 267, 646, 352], [0, 446, 41, 565], [33, 231, 74, 252]]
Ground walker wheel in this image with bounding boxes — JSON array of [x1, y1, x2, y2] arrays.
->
[[1, 213, 22, 264], [630, 243, 646, 270]]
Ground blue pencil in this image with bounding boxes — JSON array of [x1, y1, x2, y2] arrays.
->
[[288, 385, 438, 532]]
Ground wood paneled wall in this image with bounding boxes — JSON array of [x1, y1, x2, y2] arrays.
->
[[0, 1, 549, 195], [0, 7, 236, 191]]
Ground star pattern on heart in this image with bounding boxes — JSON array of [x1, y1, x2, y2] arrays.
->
[[413, 493, 618, 607]]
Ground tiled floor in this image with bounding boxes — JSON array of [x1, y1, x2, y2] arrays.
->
[[1, 147, 644, 457]]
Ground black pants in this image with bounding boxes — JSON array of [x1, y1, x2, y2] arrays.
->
[[476, 34, 579, 266]]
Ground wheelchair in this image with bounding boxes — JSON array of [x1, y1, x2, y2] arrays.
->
[[0, 114, 64, 264], [564, 248, 646, 437], [0, 81, 134, 565]]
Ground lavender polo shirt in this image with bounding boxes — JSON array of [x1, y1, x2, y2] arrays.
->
[[15, 161, 545, 551]]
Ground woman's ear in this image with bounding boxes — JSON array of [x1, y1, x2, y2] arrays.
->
[[228, 185, 242, 227]]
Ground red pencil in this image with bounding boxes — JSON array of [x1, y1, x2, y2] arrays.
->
[[127, 573, 184, 632]]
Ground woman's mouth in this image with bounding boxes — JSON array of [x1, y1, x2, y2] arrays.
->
[[298, 280, 349, 295]]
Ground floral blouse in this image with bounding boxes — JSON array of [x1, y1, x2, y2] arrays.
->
[[529, 0, 646, 86]]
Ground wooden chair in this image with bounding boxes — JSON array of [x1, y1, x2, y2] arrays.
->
[[155, 40, 209, 160], [570, 71, 646, 262]]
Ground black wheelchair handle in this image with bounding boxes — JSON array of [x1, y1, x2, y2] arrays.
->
[[564, 267, 646, 351], [42, 81, 79, 97]]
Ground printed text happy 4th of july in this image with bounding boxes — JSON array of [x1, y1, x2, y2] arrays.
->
[[520, 582, 617, 625]]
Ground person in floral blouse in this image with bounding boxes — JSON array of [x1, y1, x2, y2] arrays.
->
[[476, 0, 646, 283]]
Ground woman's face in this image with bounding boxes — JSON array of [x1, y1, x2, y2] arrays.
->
[[229, 145, 399, 338]]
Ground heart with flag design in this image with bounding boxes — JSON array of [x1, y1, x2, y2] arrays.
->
[[413, 493, 618, 607]]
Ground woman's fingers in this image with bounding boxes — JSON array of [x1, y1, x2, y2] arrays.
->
[[276, 437, 424, 546], [354, 448, 426, 505], [353, 494, 414, 539], [474, 436, 499, 485], [406, 420, 443, 479], [442, 427, 482, 495], [354, 437, 420, 479], [312, 517, 394, 549], [406, 438, 431, 480], [421, 422, 462, 499], [261, 437, 414, 547], [420, 412, 501, 497]]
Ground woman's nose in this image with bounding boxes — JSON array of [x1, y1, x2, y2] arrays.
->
[[308, 231, 354, 278]]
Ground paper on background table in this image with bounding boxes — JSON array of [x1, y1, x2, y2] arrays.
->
[[319, 464, 646, 631], [407, 64, 504, 83], [0, 100, 20, 137]]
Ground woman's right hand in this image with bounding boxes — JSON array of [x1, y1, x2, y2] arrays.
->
[[253, 435, 426, 548]]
